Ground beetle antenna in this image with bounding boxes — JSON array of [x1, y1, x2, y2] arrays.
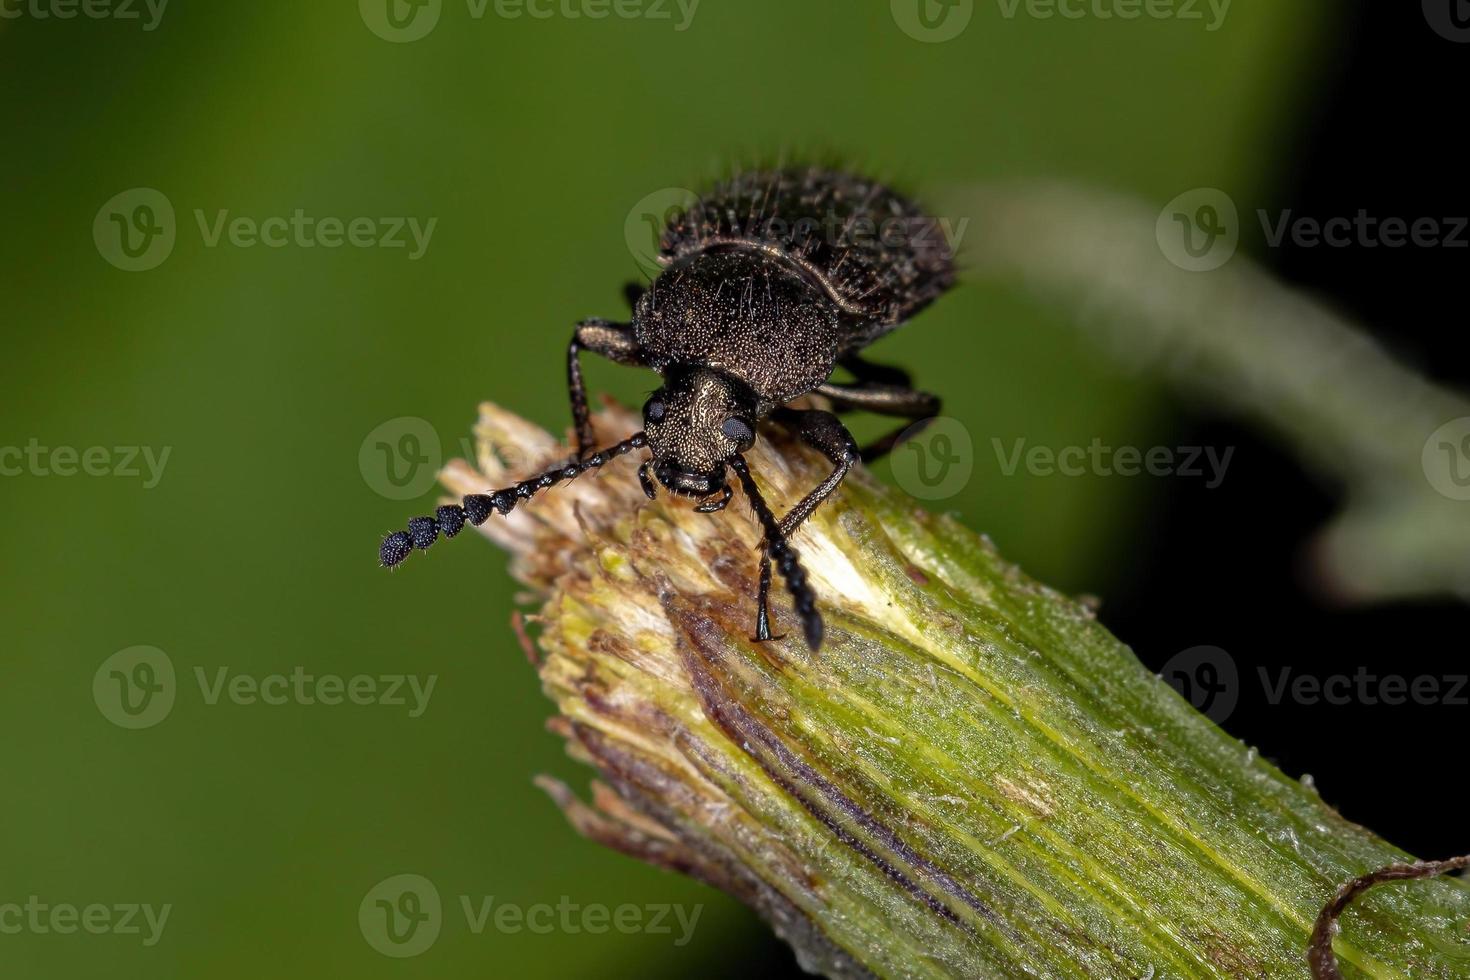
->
[[379, 432, 647, 568], [729, 456, 823, 651]]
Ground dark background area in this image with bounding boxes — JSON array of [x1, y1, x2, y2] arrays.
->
[[1112, 0, 1468, 868]]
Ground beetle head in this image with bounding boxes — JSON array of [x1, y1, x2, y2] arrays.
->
[[642, 367, 757, 497]]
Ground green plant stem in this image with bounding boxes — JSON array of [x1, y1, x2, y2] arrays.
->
[[441, 402, 1470, 979]]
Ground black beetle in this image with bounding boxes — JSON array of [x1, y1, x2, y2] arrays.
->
[[380, 167, 955, 650]]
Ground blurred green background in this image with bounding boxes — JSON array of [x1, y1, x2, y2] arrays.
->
[[1, 2, 1329, 976]]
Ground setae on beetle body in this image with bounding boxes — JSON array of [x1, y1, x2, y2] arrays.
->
[[380, 167, 955, 650]]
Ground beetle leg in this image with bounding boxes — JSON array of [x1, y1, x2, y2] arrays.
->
[[622, 281, 646, 311], [730, 456, 823, 651], [568, 319, 646, 458], [840, 354, 914, 388], [754, 557, 781, 642], [746, 409, 859, 648], [770, 408, 860, 538], [814, 377, 940, 463]]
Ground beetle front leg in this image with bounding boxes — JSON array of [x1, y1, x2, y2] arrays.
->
[[731, 455, 825, 651], [751, 409, 859, 645], [755, 557, 777, 641], [567, 319, 645, 457]]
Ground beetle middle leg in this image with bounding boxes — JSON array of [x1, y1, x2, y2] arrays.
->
[[840, 354, 914, 388], [622, 281, 646, 311], [567, 318, 645, 457], [750, 408, 859, 644], [815, 374, 941, 463]]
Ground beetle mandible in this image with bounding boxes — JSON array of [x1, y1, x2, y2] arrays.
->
[[379, 167, 956, 650]]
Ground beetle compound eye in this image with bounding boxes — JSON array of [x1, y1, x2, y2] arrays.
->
[[721, 417, 754, 448], [645, 399, 666, 423]]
